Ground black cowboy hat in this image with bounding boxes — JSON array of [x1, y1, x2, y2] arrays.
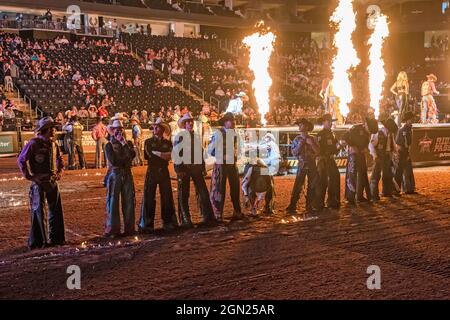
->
[[365, 117, 379, 134], [296, 118, 314, 132], [402, 111, 415, 122], [219, 112, 235, 125], [318, 113, 336, 125], [35, 116, 56, 133], [381, 117, 398, 133]]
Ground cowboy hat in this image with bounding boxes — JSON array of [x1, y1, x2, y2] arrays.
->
[[296, 118, 314, 132], [110, 119, 124, 129], [318, 113, 336, 125], [426, 74, 437, 81], [35, 116, 56, 133], [236, 91, 247, 97], [365, 117, 379, 134], [177, 112, 194, 129], [111, 113, 126, 121], [381, 117, 398, 133], [263, 132, 276, 142], [248, 157, 268, 167], [402, 111, 415, 122], [219, 112, 235, 125], [150, 117, 171, 136]]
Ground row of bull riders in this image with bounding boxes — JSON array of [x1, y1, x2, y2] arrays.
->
[[17, 110, 416, 249]]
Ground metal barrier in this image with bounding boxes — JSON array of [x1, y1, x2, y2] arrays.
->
[[0, 19, 114, 37]]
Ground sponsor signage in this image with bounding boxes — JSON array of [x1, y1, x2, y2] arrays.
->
[[0, 133, 16, 155], [411, 126, 450, 165]]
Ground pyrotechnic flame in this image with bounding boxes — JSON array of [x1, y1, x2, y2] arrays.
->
[[368, 14, 389, 118], [243, 26, 276, 126], [330, 0, 360, 117]]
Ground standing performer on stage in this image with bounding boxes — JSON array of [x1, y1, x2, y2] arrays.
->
[[316, 114, 341, 210], [174, 112, 216, 228], [104, 119, 136, 238], [319, 77, 331, 113], [369, 118, 398, 200], [421, 74, 440, 124], [286, 118, 320, 214], [18, 117, 65, 249], [208, 112, 243, 222], [139, 118, 178, 233], [394, 112, 416, 194], [320, 79, 343, 125], [390, 71, 409, 127], [343, 118, 378, 204]]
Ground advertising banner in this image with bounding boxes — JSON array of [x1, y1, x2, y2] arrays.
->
[[0, 132, 18, 156], [410, 125, 450, 165]]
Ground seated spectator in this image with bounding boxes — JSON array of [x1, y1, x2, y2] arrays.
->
[[69, 106, 78, 118], [88, 105, 98, 118], [215, 86, 225, 97], [98, 56, 105, 64], [78, 106, 89, 119], [140, 110, 149, 124], [21, 117, 33, 131], [97, 84, 107, 97], [145, 59, 153, 70], [133, 75, 142, 87], [3, 105, 15, 119], [72, 70, 82, 82], [125, 78, 132, 87], [97, 105, 108, 118]]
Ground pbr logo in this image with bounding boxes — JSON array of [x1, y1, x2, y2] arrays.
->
[[418, 133, 433, 153]]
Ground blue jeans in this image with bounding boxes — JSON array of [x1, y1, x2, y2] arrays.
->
[[105, 168, 136, 235]]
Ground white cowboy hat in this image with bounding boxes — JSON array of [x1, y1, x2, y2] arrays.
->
[[263, 133, 276, 142], [177, 112, 194, 128], [111, 113, 126, 121], [236, 91, 247, 97], [110, 119, 124, 129]]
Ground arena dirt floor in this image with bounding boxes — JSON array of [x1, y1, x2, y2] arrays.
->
[[0, 155, 449, 300]]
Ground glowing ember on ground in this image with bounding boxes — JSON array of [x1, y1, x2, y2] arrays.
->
[[330, 0, 360, 118], [368, 14, 389, 118], [243, 22, 276, 126]]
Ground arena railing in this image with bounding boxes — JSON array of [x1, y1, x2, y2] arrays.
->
[[0, 19, 114, 37], [209, 96, 220, 111], [12, 80, 43, 119], [188, 82, 204, 101]]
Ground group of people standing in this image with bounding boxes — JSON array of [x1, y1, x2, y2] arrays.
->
[[286, 111, 416, 215], [390, 71, 440, 125], [17, 107, 417, 249]]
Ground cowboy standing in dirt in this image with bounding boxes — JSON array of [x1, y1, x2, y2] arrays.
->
[[208, 112, 244, 222], [138, 118, 178, 233], [286, 118, 320, 214], [17, 116, 65, 249], [173, 112, 217, 228], [104, 119, 136, 238]]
